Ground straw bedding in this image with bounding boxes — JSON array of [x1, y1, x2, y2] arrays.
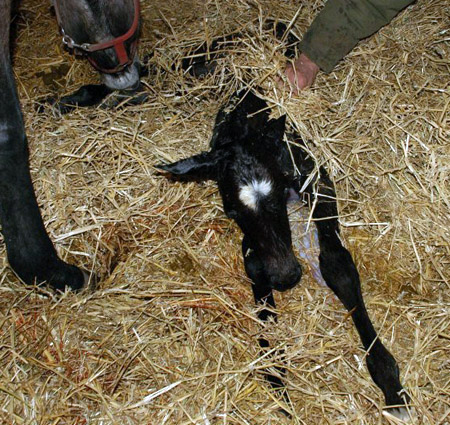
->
[[1, 0, 448, 423]]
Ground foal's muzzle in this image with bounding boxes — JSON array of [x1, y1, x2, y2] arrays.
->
[[268, 262, 302, 292]]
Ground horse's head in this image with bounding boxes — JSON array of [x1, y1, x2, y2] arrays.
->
[[158, 92, 302, 292], [54, 0, 141, 90]]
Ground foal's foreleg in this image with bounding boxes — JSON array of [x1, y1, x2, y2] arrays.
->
[[37, 84, 113, 114], [308, 171, 408, 410]]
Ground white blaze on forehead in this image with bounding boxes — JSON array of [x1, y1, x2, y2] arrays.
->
[[238, 179, 272, 211]]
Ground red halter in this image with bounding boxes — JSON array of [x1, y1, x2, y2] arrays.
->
[[53, 0, 140, 74]]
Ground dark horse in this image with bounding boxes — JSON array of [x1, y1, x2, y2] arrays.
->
[[158, 91, 412, 420], [0, 0, 140, 290]]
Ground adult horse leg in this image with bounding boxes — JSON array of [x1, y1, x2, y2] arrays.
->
[[0, 0, 88, 290]]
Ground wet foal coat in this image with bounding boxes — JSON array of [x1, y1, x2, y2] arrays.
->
[[158, 90, 410, 418]]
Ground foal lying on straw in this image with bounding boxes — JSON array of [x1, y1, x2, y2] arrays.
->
[[157, 90, 412, 420]]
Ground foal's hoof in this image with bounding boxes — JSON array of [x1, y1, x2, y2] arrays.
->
[[79, 269, 98, 293], [383, 406, 417, 423]]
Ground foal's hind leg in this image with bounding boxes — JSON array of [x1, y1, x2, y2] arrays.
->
[[305, 170, 409, 415], [242, 237, 291, 409]]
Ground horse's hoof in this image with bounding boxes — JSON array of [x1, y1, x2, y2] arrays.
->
[[383, 406, 417, 423]]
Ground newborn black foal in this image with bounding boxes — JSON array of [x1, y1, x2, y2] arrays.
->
[[158, 91, 410, 420]]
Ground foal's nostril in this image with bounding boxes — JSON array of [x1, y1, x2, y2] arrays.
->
[[292, 264, 302, 283]]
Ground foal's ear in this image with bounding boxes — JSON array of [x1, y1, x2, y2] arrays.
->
[[156, 150, 221, 181], [266, 115, 286, 142]]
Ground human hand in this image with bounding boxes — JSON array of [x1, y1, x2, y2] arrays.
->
[[284, 53, 320, 94]]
